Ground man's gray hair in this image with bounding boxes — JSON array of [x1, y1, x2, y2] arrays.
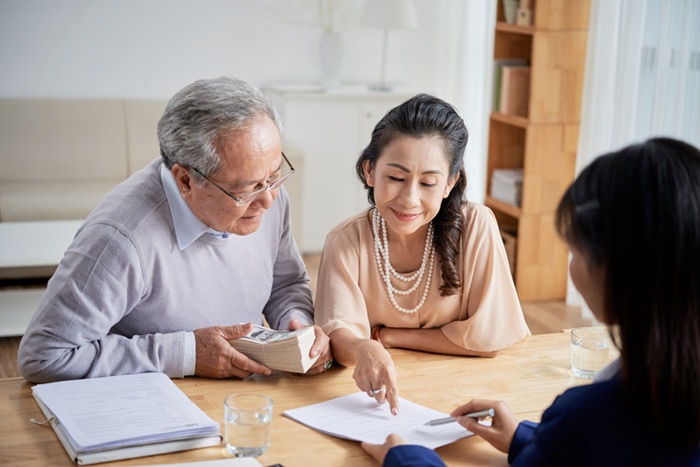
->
[[158, 76, 282, 176]]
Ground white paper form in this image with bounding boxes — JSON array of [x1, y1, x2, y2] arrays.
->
[[283, 392, 472, 449], [31, 372, 220, 452], [130, 459, 262, 467]]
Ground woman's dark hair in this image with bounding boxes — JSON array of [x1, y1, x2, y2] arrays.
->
[[555, 137, 700, 448], [356, 93, 468, 296]]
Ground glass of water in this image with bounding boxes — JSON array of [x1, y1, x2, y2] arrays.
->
[[224, 393, 273, 457], [570, 327, 611, 379]]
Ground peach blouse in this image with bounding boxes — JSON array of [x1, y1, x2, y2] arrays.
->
[[314, 203, 530, 352]]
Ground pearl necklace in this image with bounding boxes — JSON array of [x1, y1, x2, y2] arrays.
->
[[372, 208, 435, 314]]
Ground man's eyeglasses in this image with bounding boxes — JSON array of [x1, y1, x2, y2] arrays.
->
[[189, 152, 295, 206]]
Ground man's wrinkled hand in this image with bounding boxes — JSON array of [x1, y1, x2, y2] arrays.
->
[[287, 319, 333, 376], [194, 323, 272, 379]]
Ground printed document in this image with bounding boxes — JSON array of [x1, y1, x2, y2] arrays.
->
[[283, 392, 472, 449], [31, 372, 221, 464]]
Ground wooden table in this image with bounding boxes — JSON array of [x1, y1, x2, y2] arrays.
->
[[0, 332, 615, 466]]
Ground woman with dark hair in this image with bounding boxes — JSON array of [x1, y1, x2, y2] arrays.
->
[[362, 137, 700, 465], [314, 94, 530, 414]]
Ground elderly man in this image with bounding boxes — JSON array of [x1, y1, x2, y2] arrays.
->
[[18, 76, 331, 383]]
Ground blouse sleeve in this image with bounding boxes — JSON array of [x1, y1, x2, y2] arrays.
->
[[440, 204, 530, 352], [314, 223, 372, 339]]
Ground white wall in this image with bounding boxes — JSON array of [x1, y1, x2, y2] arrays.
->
[[0, 0, 443, 98], [0, 0, 488, 201]]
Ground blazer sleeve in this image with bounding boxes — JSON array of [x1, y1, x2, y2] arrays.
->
[[508, 420, 539, 464], [384, 445, 447, 467]]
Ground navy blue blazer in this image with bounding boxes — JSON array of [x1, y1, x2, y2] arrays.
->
[[385, 378, 700, 466]]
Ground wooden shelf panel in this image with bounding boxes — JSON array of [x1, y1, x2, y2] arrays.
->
[[496, 22, 535, 35], [491, 111, 528, 128], [486, 196, 522, 219]]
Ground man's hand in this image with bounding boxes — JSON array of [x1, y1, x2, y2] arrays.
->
[[287, 318, 333, 376], [361, 434, 408, 464], [194, 323, 272, 379]]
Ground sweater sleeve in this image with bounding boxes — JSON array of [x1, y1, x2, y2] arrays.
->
[[18, 223, 189, 383], [384, 445, 447, 467], [262, 188, 314, 330]]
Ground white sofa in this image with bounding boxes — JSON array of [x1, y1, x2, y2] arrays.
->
[[0, 97, 303, 235], [0, 98, 168, 221]]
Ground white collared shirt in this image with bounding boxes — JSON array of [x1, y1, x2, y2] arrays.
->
[[160, 163, 233, 375]]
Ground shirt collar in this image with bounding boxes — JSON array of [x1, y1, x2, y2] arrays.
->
[[593, 356, 621, 382], [160, 162, 231, 250]]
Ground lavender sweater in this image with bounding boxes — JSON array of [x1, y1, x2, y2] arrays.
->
[[18, 159, 313, 383]]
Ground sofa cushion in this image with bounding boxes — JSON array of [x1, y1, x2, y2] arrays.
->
[[0, 182, 117, 221]]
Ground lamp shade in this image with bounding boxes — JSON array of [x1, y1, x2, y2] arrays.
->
[[360, 0, 419, 30]]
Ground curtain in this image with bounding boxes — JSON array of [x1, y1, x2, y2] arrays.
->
[[437, 0, 496, 204], [571, 0, 700, 314]]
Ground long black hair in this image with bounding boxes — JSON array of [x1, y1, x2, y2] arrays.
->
[[556, 137, 700, 448], [356, 93, 468, 296]]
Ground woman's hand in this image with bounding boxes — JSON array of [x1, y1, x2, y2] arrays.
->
[[361, 434, 408, 463], [450, 399, 519, 453], [352, 339, 400, 414]]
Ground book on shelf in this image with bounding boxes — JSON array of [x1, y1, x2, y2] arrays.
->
[[499, 64, 531, 117], [229, 324, 319, 374], [492, 58, 528, 111], [490, 168, 524, 207], [31, 372, 222, 465]]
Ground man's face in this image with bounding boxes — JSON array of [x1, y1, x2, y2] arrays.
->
[[173, 114, 284, 235]]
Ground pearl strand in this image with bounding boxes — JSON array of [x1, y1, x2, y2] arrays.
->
[[372, 208, 435, 314], [372, 209, 433, 283]]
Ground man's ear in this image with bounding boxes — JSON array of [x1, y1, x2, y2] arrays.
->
[[363, 160, 375, 187], [171, 164, 194, 196]]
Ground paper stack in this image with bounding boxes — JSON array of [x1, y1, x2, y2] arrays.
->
[[31, 372, 221, 465], [491, 169, 524, 207], [229, 325, 319, 373]]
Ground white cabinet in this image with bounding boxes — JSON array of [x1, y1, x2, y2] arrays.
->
[[264, 85, 413, 253]]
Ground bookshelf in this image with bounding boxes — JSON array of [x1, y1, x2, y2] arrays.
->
[[486, 0, 590, 301]]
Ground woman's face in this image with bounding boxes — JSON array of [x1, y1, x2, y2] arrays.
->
[[569, 244, 608, 323], [363, 135, 457, 238]]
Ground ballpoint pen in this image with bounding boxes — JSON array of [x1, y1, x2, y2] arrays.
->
[[424, 408, 495, 426]]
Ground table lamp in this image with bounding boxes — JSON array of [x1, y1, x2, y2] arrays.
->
[[360, 0, 418, 91]]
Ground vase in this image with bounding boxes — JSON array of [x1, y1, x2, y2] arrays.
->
[[502, 0, 518, 24], [319, 29, 343, 90]]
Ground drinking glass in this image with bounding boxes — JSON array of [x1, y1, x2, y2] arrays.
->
[[570, 326, 611, 379], [224, 393, 273, 457]]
